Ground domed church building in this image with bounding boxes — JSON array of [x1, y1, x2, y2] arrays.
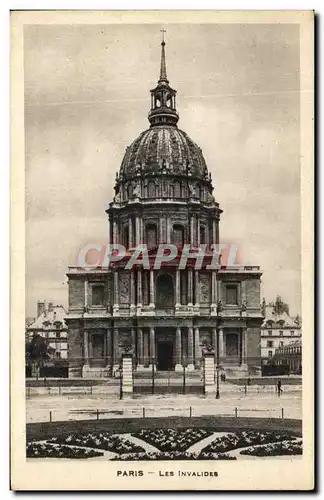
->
[[66, 38, 263, 379]]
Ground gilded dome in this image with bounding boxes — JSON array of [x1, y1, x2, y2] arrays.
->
[[119, 125, 209, 181]]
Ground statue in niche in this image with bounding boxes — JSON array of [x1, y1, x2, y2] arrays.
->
[[216, 300, 223, 314], [241, 300, 247, 311], [119, 275, 130, 304], [189, 183, 195, 198], [135, 163, 141, 176], [114, 191, 121, 203], [132, 183, 141, 198]]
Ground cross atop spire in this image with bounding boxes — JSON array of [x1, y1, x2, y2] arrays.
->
[[160, 28, 166, 43], [159, 29, 168, 83]]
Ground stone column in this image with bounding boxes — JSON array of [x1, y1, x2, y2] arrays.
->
[[83, 330, 89, 365], [131, 327, 136, 358], [187, 327, 194, 370], [190, 215, 194, 246], [219, 328, 224, 363], [212, 327, 217, 363], [130, 271, 136, 315], [84, 279, 88, 310], [128, 215, 133, 248], [159, 217, 163, 243], [149, 269, 155, 309], [135, 216, 140, 246], [175, 327, 182, 371], [197, 218, 201, 246], [242, 328, 247, 365], [150, 327, 155, 363], [211, 271, 217, 312], [194, 270, 200, 313], [216, 218, 219, 244], [89, 333, 93, 363], [188, 269, 193, 308], [137, 328, 144, 367], [137, 269, 142, 311], [175, 270, 181, 309], [167, 217, 171, 243], [212, 218, 216, 245], [113, 327, 120, 369], [113, 271, 119, 315], [139, 217, 144, 246], [113, 220, 118, 245], [194, 327, 201, 368], [143, 329, 149, 366], [106, 327, 112, 369]]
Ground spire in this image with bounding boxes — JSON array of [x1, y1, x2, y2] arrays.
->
[[159, 29, 168, 83], [148, 32, 179, 127]]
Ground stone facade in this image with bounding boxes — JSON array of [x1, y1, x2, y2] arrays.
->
[[66, 39, 263, 378]]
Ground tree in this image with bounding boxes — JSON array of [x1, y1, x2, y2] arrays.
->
[[25, 333, 55, 379]]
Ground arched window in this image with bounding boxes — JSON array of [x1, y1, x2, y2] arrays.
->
[[147, 181, 156, 198], [146, 224, 157, 249], [156, 273, 174, 308], [173, 224, 184, 246], [174, 181, 181, 198], [195, 184, 201, 198]]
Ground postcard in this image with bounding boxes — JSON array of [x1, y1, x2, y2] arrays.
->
[[11, 10, 314, 491]]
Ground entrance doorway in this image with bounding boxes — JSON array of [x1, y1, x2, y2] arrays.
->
[[90, 333, 105, 367], [157, 341, 174, 371]]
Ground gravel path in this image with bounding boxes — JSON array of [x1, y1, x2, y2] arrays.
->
[[186, 432, 230, 453], [122, 433, 160, 453]]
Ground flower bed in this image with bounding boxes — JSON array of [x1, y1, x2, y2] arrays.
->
[[48, 433, 145, 454], [131, 428, 214, 452], [27, 442, 103, 459], [240, 440, 303, 457], [112, 451, 236, 461], [202, 431, 296, 454]]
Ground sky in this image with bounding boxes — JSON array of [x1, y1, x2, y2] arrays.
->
[[25, 22, 301, 317]]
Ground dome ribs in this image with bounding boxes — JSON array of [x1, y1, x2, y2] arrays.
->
[[119, 126, 210, 185]]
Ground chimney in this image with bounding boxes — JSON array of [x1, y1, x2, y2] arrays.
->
[[48, 302, 54, 313], [37, 301, 45, 317]]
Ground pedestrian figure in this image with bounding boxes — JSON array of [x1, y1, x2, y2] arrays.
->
[[247, 377, 251, 386], [277, 380, 282, 396]]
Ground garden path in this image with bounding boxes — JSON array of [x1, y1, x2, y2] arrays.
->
[[186, 432, 230, 453], [122, 433, 160, 453]]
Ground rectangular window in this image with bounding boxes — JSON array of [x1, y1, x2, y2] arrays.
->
[[280, 341, 284, 347], [268, 350, 273, 358], [55, 351, 61, 359], [279, 331, 283, 336], [92, 285, 105, 306], [56, 331, 60, 339], [268, 330, 272, 336], [291, 331, 295, 335], [225, 284, 238, 305], [267, 341, 273, 348]]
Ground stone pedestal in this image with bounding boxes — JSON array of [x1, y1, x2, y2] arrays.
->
[[204, 350, 215, 395], [121, 353, 133, 397]]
